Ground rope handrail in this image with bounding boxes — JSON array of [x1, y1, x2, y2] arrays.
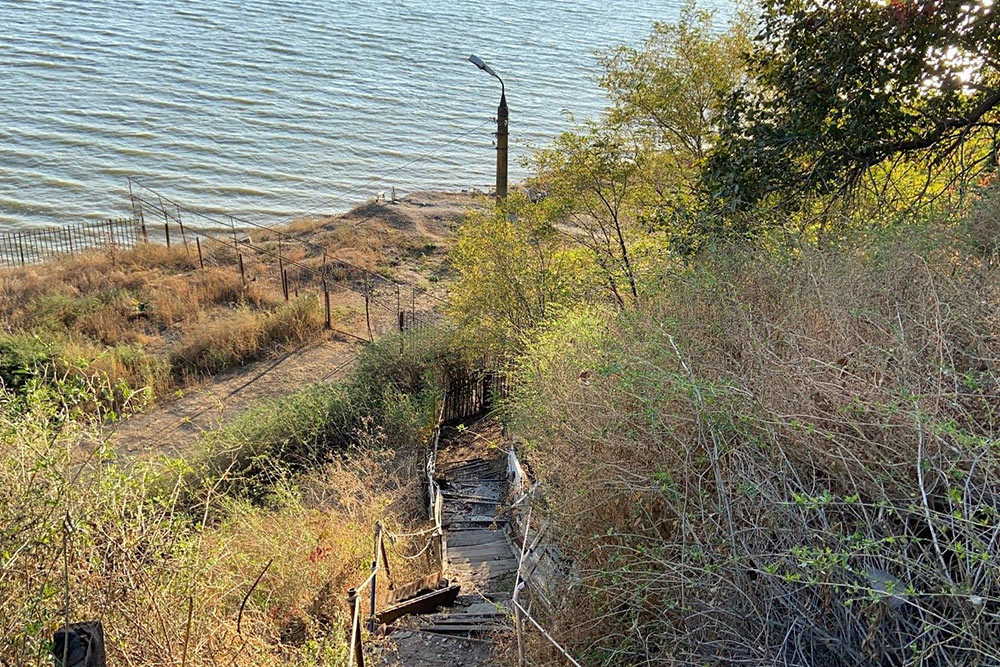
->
[[346, 391, 449, 667], [509, 450, 581, 666]]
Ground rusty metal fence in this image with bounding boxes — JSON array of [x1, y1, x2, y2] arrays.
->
[[0, 217, 140, 268], [125, 177, 443, 339]]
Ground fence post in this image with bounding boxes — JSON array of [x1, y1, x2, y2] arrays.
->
[[364, 279, 373, 342], [347, 588, 365, 667], [107, 219, 115, 247], [324, 285, 331, 329], [196, 237, 204, 268], [176, 205, 188, 251], [138, 202, 148, 242], [370, 524, 380, 633], [17, 234, 26, 266], [158, 196, 170, 247], [238, 253, 246, 288]]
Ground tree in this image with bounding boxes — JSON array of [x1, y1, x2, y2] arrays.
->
[[448, 194, 599, 356], [705, 0, 1000, 218]]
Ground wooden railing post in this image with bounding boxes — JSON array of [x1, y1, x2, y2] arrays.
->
[[370, 524, 380, 633], [347, 588, 364, 667]]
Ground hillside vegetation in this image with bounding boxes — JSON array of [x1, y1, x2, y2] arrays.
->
[[3, 1, 999, 665], [446, 1, 1000, 664], [0, 328, 465, 665]]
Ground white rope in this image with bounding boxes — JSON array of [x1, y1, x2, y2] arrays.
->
[[511, 597, 583, 667], [384, 523, 438, 540], [387, 536, 435, 560]]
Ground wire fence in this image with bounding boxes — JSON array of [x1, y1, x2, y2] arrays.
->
[[125, 177, 443, 339], [0, 217, 141, 268]]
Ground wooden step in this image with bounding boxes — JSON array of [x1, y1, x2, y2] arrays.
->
[[420, 623, 508, 636], [448, 542, 511, 560], [445, 530, 506, 547]]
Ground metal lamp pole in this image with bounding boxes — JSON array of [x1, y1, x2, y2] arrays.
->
[[469, 54, 508, 198]]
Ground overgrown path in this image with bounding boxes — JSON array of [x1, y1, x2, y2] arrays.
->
[[103, 337, 360, 459], [379, 420, 517, 666]]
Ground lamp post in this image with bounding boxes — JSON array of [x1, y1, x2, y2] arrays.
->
[[468, 54, 508, 198]]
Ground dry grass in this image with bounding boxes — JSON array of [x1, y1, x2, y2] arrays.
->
[[169, 296, 323, 380], [0, 407, 432, 666], [508, 207, 1000, 664], [0, 243, 326, 416]]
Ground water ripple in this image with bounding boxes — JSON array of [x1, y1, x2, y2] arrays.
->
[[0, 0, 733, 229]]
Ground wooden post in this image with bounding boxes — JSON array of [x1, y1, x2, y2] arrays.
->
[[17, 234, 26, 266], [238, 253, 246, 287], [282, 268, 289, 301], [107, 219, 116, 246], [196, 237, 204, 268], [370, 524, 380, 633], [347, 588, 365, 667]]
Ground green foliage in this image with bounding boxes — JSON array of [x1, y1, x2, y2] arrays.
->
[[185, 328, 455, 504], [600, 3, 750, 167], [705, 0, 1000, 218], [0, 331, 164, 421], [449, 193, 600, 356]]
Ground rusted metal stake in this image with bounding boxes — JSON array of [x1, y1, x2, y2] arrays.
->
[[364, 280, 373, 342], [176, 205, 188, 251]]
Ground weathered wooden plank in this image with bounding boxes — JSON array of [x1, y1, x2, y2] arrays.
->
[[446, 530, 506, 547], [420, 623, 507, 635], [448, 542, 511, 559], [376, 585, 461, 626], [388, 571, 444, 605]]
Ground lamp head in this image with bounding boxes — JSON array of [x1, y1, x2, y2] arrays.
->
[[468, 54, 498, 79]]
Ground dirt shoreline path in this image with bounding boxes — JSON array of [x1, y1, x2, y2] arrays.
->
[[105, 335, 362, 459]]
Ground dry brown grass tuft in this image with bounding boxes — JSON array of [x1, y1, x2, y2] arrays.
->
[[510, 218, 1000, 665], [170, 296, 324, 380], [0, 242, 326, 415]]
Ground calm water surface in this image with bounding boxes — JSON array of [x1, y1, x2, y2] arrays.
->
[[1, 1, 732, 229]]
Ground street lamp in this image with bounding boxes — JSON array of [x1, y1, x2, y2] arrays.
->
[[468, 54, 508, 198]]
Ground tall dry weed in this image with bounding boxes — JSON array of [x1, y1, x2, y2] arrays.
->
[[510, 222, 1000, 665]]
